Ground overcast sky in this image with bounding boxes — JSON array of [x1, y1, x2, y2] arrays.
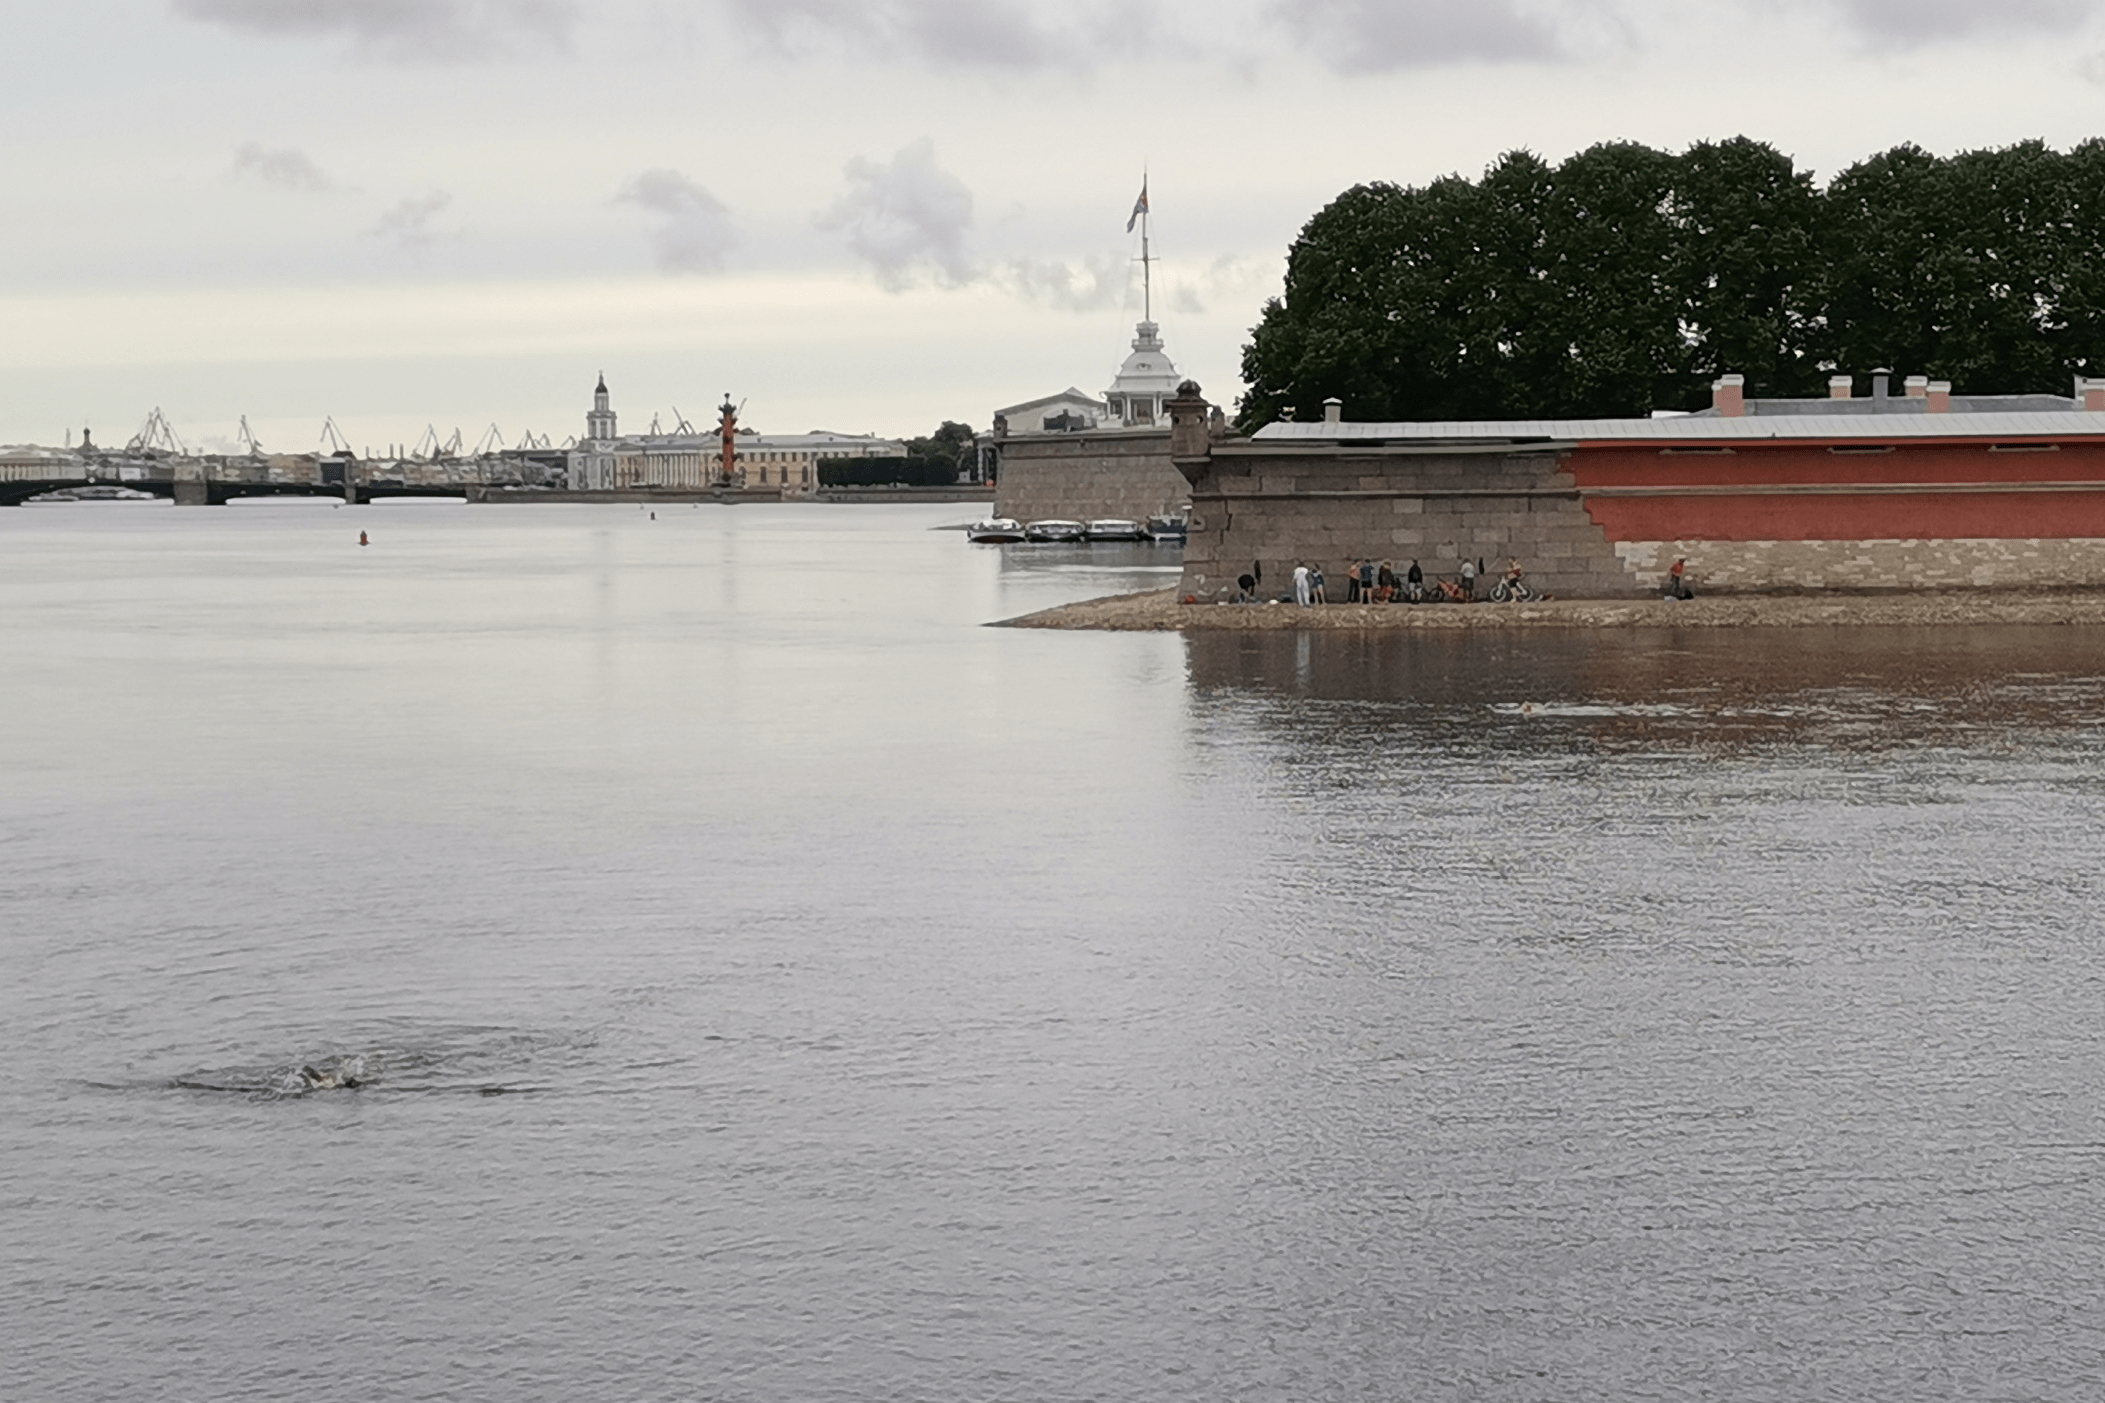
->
[[8, 0, 2105, 453]]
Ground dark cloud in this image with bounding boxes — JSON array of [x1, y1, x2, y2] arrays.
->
[[366, 191, 454, 247], [231, 142, 334, 191], [1262, 0, 1563, 70], [722, 0, 1131, 70], [1826, 0, 2099, 44], [170, 0, 577, 61], [616, 170, 738, 273], [817, 139, 976, 290]]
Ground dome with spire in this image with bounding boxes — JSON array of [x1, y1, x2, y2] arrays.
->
[[1105, 320, 1182, 427]]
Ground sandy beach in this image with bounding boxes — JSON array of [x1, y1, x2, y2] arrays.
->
[[1000, 587, 2105, 631]]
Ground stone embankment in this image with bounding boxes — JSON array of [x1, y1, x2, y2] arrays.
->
[[1000, 588, 2105, 631]]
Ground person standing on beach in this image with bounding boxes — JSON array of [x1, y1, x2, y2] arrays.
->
[[1293, 563, 1312, 607], [1344, 561, 1361, 603], [1460, 557, 1476, 600], [1667, 557, 1691, 600], [1310, 563, 1327, 604], [1406, 559, 1423, 602]]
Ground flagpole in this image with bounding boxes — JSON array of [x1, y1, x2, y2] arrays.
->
[[1142, 200, 1151, 324]]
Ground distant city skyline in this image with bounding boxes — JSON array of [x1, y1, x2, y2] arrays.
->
[[10, 0, 2105, 449]]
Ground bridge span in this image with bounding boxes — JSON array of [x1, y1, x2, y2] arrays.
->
[[0, 471, 484, 507]]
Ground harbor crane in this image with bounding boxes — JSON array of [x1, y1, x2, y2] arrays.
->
[[128, 407, 187, 456]]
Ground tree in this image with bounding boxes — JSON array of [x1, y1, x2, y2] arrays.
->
[[816, 420, 976, 487], [1238, 137, 2105, 429]]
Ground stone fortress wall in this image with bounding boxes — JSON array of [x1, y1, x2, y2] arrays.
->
[[992, 429, 1191, 525], [1176, 447, 1633, 602], [1164, 383, 2105, 601]]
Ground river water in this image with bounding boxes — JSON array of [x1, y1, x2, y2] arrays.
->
[[4, 500, 2104, 1401]]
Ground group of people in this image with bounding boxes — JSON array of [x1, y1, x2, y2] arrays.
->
[[1282, 557, 1495, 607], [1246, 555, 1696, 605]]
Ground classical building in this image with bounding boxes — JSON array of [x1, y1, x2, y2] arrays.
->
[[567, 378, 901, 495], [732, 430, 906, 492], [1102, 319, 1183, 427], [988, 317, 1194, 523], [0, 445, 85, 481], [1167, 371, 2105, 601]]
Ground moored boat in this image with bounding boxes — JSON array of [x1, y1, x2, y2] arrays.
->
[[1084, 517, 1146, 542], [1024, 519, 1085, 542], [965, 517, 1027, 543], [1144, 514, 1188, 543]]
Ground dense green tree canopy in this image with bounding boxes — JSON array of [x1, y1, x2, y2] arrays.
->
[[817, 420, 976, 487], [1239, 138, 2105, 428]]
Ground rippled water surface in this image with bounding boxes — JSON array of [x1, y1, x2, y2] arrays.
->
[[5, 501, 2105, 1400]]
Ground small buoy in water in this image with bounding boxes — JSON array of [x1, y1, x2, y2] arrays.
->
[[358, 531, 369, 546], [650, 511, 656, 520]]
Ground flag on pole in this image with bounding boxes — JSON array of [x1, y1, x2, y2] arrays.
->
[[1126, 181, 1149, 233]]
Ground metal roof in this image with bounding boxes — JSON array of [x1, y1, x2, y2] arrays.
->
[[1252, 412, 2105, 444]]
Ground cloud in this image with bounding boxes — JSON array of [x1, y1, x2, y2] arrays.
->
[[721, 0, 1134, 71], [231, 142, 336, 192], [1004, 253, 1128, 312], [616, 170, 738, 273], [1826, 0, 2098, 41], [1261, 0, 1577, 70], [170, 0, 577, 61], [817, 139, 976, 290], [366, 191, 455, 247]]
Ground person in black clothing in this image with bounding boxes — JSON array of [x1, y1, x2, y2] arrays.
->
[[1405, 559, 1423, 602]]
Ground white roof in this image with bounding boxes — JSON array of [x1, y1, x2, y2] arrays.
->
[[1254, 412, 2105, 444], [996, 387, 1106, 417]]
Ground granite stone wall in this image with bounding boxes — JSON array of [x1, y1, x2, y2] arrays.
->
[[1615, 537, 2105, 593], [993, 430, 1192, 524], [1179, 447, 1637, 601]]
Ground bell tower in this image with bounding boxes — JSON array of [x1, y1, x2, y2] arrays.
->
[[587, 373, 617, 442]]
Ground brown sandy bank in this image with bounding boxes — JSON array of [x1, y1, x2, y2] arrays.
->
[[998, 588, 2105, 632]]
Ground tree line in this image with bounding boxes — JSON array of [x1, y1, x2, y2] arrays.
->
[[817, 421, 976, 487], [1238, 137, 2105, 427]]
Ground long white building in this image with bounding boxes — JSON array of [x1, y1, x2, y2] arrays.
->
[[568, 378, 903, 494]]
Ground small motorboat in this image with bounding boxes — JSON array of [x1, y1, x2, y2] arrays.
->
[[965, 517, 1027, 543], [1084, 518, 1147, 542], [1024, 519, 1085, 542], [1144, 514, 1189, 543]]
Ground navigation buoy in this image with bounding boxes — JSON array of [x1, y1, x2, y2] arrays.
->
[[358, 531, 369, 547]]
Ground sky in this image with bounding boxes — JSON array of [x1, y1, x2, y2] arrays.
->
[[8, 0, 2105, 454]]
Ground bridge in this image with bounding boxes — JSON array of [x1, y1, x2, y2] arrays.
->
[[0, 474, 476, 507], [0, 453, 567, 507]]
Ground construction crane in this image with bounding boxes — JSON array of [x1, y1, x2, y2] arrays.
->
[[237, 416, 265, 456], [128, 407, 187, 456], [319, 417, 353, 455], [472, 423, 507, 457]]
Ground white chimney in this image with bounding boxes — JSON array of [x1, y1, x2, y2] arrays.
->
[[1323, 397, 1343, 425], [1712, 374, 1745, 418], [1904, 375, 1929, 399], [1829, 375, 1853, 400]]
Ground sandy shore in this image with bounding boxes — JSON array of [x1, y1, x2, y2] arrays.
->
[[999, 587, 2105, 631]]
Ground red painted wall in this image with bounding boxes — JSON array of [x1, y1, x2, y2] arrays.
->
[[1571, 439, 2105, 541]]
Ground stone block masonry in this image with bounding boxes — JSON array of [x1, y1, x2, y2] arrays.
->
[[1177, 446, 1635, 602], [994, 429, 1191, 525], [1165, 380, 2105, 600]]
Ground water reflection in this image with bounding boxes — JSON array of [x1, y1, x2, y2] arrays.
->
[[1187, 626, 2105, 754]]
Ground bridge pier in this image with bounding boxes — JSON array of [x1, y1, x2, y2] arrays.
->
[[172, 478, 211, 506]]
